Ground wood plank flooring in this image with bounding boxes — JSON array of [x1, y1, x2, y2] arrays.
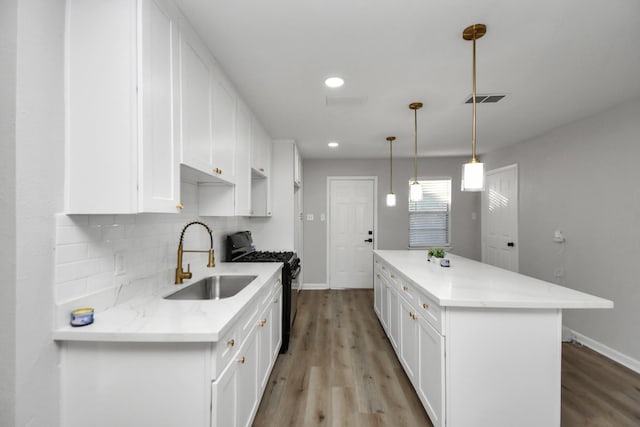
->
[[253, 290, 640, 427]]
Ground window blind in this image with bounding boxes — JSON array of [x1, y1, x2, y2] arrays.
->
[[408, 179, 451, 248]]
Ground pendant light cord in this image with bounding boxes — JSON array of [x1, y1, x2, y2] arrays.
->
[[413, 107, 418, 183], [471, 31, 478, 162], [389, 140, 393, 193]]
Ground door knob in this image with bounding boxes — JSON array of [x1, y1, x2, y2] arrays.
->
[[364, 238, 373, 243]]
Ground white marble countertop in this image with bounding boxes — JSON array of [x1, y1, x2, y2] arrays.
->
[[52, 263, 282, 343], [374, 250, 613, 309]]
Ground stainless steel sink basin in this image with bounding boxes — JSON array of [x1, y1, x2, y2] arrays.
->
[[164, 275, 257, 300]]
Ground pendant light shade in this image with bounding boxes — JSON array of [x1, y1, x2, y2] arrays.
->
[[461, 23, 486, 192], [385, 136, 397, 207], [409, 102, 423, 202]]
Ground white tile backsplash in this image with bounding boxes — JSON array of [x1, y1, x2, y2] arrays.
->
[[53, 182, 252, 313]]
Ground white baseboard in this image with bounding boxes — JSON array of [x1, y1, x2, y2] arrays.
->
[[563, 326, 640, 374], [302, 283, 329, 290]]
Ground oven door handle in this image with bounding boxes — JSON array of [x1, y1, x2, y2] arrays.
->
[[291, 265, 301, 280]]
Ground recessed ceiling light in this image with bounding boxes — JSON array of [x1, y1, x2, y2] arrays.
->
[[324, 77, 344, 88], [328, 141, 339, 148]]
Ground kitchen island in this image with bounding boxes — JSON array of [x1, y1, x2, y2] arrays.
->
[[373, 250, 613, 427]]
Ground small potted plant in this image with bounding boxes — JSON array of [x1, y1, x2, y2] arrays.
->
[[427, 247, 445, 262]]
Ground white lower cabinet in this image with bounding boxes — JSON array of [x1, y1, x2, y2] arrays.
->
[[375, 255, 445, 427], [211, 281, 281, 427], [60, 277, 282, 427], [387, 284, 400, 351], [399, 295, 419, 384], [417, 316, 445, 426]]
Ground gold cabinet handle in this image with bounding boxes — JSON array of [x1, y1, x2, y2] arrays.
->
[[258, 319, 267, 327], [423, 303, 429, 310], [176, 203, 184, 209], [238, 356, 245, 364], [409, 311, 414, 318], [403, 286, 409, 292], [227, 339, 235, 347], [213, 168, 222, 174], [412, 313, 418, 320]]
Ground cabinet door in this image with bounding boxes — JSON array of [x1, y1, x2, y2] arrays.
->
[[236, 327, 259, 427], [380, 276, 389, 331], [374, 271, 382, 316], [139, 0, 181, 212], [257, 305, 272, 391], [212, 360, 238, 427], [399, 297, 419, 384], [387, 287, 400, 351], [180, 33, 213, 175], [235, 101, 252, 216], [293, 143, 302, 186], [211, 76, 236, 182], [417, 318, 445, 427], [271, 286, 283, 361]]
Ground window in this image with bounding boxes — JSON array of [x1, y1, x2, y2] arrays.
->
[[408, 178, 451, 248]]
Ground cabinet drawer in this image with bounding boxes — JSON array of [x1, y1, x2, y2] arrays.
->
[[397, 277, 416, 303], [212, 324, 240, 380], [417, 291, 443, 334]]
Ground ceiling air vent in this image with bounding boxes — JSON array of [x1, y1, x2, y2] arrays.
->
[[464, 94, 506, 104], [326, 96, 368, 106]]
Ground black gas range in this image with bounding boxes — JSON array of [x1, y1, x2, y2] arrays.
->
[[226, 231, 300, 353]]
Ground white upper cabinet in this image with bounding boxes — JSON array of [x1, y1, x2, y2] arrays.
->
[[234, 100, 252, 216], [251, 118, 271, 178], [179, 25, 235, 185], [65, 0, 181, 214]]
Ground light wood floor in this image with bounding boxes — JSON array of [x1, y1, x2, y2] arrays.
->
[[254, 290, 640, 427]]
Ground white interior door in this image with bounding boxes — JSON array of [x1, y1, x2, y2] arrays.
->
[[482, 164, 519, 272], [328, 177, 376, 288]]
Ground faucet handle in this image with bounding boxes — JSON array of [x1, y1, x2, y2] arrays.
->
[[184, 264, 192, 280]]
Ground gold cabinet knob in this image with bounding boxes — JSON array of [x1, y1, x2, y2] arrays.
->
[[227, 339, 235, 347], [258, 319, 267, 327], [403, 286, 409, 292], [423, 303, 429, 310], [259, 167, 264, 172], [391, 274, 395, 278], [176, 203, 184, 209], [213, 168, 222, 174], [409, 311, 414, 318], [376, 273, 381, 279], [413, 313, 418, 320], [238, 356, 245, 364]]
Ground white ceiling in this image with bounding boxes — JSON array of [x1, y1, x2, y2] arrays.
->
[[176, 0, 640, 159]]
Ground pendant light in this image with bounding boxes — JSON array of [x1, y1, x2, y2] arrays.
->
[[385, 136, 397, 207], [409, 102, 423, 201], [461, 23, 487, 192]]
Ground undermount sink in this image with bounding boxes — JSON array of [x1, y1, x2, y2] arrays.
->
[[164, 275, 258, 300]]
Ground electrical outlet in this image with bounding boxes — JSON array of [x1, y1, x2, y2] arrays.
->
[[114, 253, 126, 276]]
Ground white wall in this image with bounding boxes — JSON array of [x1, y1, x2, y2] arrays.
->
[[302, 157, 482, 285], [482, 96, 640, 363], [0, 0, 18, 424], [12, 1, 65, 426]]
